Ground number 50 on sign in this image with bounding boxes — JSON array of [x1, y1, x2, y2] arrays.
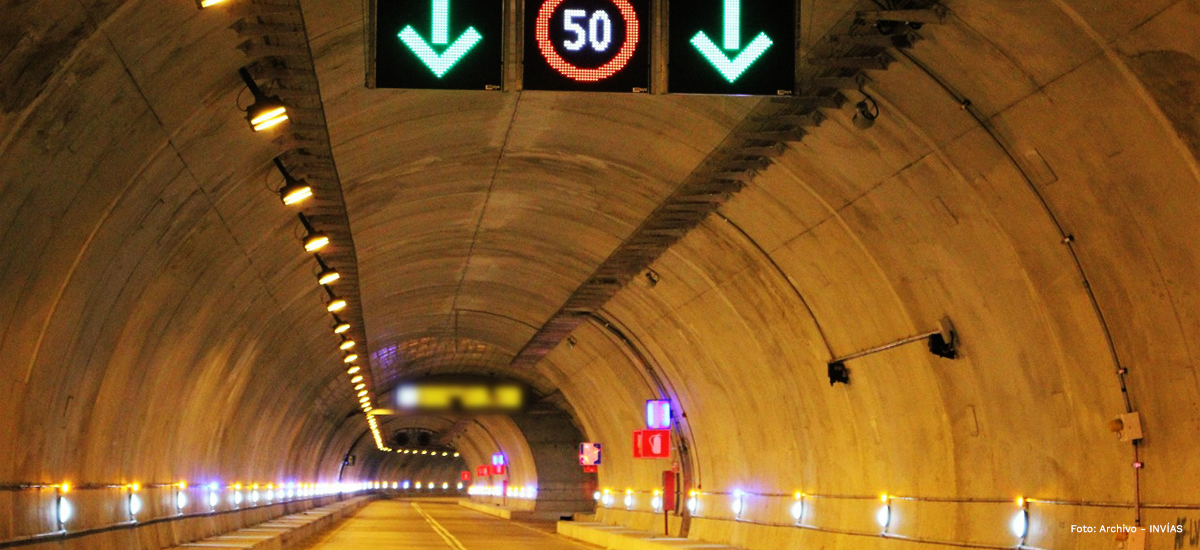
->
[[523, 0, 651, 92]]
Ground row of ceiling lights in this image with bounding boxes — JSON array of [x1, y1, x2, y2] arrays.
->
[[392, 450, 462, 457], [197, 0, 386, 449]]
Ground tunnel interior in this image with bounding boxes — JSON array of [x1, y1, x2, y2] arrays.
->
[[2, 0, 1200, 548]]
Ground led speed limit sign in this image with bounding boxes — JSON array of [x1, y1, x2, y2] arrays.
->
[[524, 0, 650, 92]]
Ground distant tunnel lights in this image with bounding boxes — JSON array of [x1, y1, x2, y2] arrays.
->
[[340, 339, 356, 350], [334, 321, 351, 334], [327, 298, 347, 312], [350, 375, 364, 383], [197, 0, 228, 8], [239, 68, 288, 132], [343, 352, 358, 363]]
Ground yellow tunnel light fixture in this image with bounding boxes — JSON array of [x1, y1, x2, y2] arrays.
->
[[128, 483, 141, 492], [197, 0, 228, 8], [60, 482, 71, 493], [273, 158, 312, 206], [340, 339, 356, 351], [177, 481, 188, 490], [318, 269, 340, 286], [350, 375, 364, 383], [359, 396, 370, 403], [298, 213, 329, 253], [357, 390, 368, 397], [305, 233, 330, 252], [281, 182, 313, 206], [343, 352, 358, 363], [354, 383, 365, 391], [239, 68, 289, 132], [347, 366, 361, 375], [327, 298, 347, 313], [314, 254, 339, 285], [334, 321, 351, 334]]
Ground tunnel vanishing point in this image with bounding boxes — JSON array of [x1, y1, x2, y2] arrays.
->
[[2, 0, 1199, 549]]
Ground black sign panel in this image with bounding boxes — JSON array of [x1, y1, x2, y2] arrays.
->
[[669, 0, 796, 95], [523, 0, 650, 92], [375, 0, 503, 89]]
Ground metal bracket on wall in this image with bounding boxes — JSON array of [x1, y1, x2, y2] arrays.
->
[[827, 316, 958, 386]]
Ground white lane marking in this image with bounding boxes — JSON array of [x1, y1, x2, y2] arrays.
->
[[508, 520, 602, 549], [412, 502, 469, 550]]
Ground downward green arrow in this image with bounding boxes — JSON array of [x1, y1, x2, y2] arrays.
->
[[398, 0, 482, 78], [691, 0, 773, 83]]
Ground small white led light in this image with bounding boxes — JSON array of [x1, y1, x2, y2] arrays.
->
[[176, 491, 189, 512], [651, 494, 663, 511], [624, 493, 634, 509], [129, 494, 143, 518], [1011, 510, 1029, 539], [593, 491, 602, 501], [790, 499, 804, 522], [686, 496, 698, 514], [731, 490, 744, 517], [876, 505, 891, 529], [57, 496, 73, 526], [208, 491, 219, 510]]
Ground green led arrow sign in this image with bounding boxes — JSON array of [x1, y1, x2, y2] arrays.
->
[[689, 0, 773, 83], [398, 0, 482, 78]]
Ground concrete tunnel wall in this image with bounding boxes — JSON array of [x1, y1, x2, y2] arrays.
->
[[2, 0, 1200, 549], [532, 2, 1200, 549]]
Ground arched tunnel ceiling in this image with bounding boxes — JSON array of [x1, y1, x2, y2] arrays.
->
[[3, 0, 1200, 546]]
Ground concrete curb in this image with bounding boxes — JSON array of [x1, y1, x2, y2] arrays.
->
[[457, 500, 513, 520], [168, 496, 371, 550], [556, 522, 741, 550]]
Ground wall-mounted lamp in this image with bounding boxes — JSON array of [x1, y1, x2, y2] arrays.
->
[[298, 214, 329, 252], [239, 68, 288, 132], [333, 318, 351, 334], [853, 84, 879, 130], [273, 158, 312, 206]]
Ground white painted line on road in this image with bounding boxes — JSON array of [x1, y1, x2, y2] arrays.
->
[[412, 502, 469, 550]]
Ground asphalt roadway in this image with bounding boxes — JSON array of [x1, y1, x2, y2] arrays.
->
[[295, 498, 601, 550]]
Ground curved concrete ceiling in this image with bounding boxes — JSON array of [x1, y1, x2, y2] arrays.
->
[[2, 0, 1199, 547]]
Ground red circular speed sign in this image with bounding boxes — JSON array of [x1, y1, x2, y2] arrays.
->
[[535, 0, 640, 82]]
